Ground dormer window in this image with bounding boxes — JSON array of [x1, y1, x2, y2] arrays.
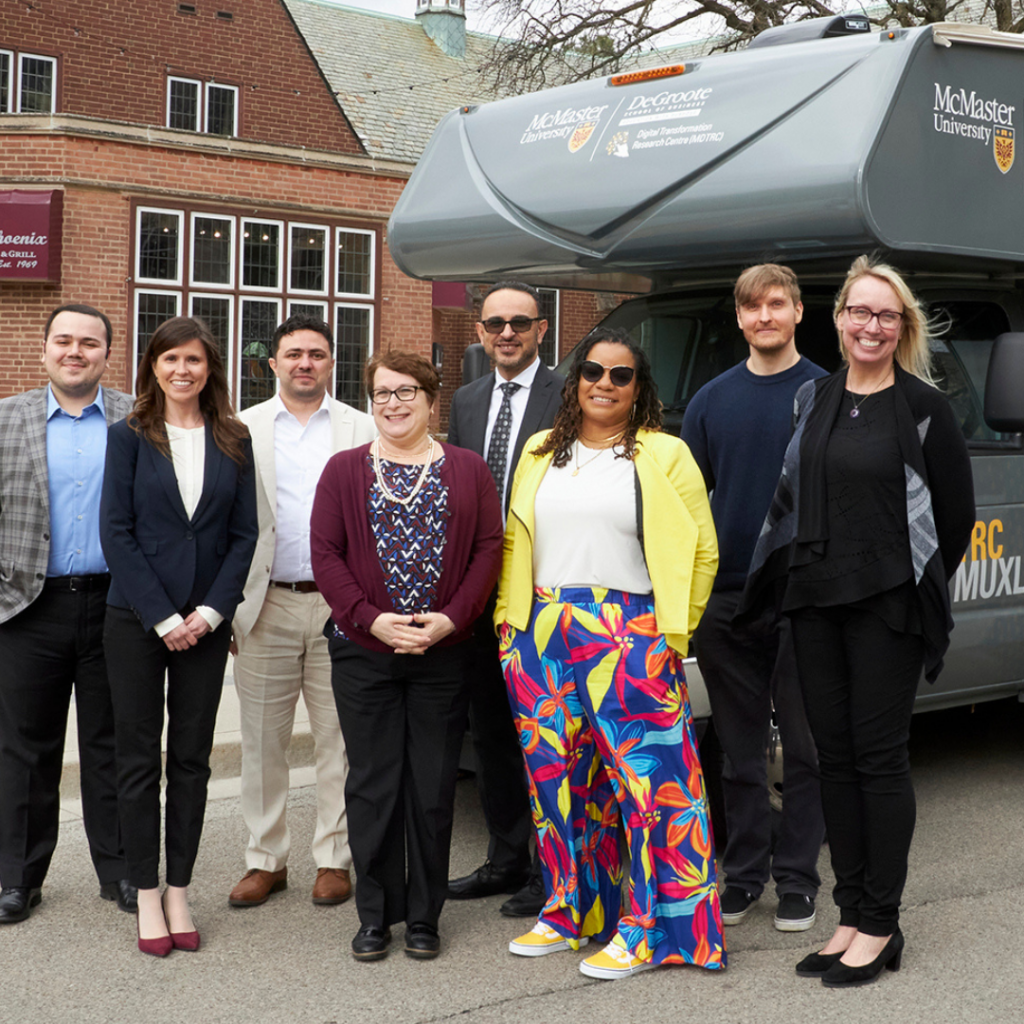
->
[[167, 77, 238, 136], [1, 50, 57, 113]]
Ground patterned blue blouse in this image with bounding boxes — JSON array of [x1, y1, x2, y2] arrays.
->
[[368, 454, 449, 614]]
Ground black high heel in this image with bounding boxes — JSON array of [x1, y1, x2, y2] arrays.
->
[[821, 929, 904, 988], [795, 949, 844, 977]]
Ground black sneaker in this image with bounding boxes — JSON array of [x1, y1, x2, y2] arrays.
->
[[719, 886, 757, 925], [774, 893, 816, 932]]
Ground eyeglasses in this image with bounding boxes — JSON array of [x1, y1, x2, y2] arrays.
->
[[479, 316, 542, 335], [580, 361, 635, 387], [844, 305, 903, 330], [370, 385, 424, 405]]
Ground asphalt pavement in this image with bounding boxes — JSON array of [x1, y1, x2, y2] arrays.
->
[[3, 691, 1022, 1024]]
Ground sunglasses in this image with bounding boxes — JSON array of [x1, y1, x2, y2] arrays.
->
[[479, 316, 542, 335], [580, 360, 635, 387]]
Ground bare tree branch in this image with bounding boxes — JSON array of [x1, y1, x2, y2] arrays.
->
[[475, 0, 1024, 92]]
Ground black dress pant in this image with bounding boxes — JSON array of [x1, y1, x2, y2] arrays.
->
[[103, 606, 230, 890], [329, 636, 471, 929], [465, 596, 533, 874], [694, 588, 823, 899], [0, 581, 126, 888], [790, 605, 923, 936]]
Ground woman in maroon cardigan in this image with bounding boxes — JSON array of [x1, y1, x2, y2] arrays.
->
[[311, 351, 503, 963]]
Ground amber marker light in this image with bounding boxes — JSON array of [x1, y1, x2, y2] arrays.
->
[[610, 65, 686, 86]]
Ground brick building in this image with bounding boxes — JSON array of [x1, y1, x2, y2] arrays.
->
[[0, 0, 627, 422]]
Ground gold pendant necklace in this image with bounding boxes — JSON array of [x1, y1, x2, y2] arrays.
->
[[572, 439, 609, 477]]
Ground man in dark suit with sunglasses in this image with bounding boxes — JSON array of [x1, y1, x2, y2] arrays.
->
[[445, 281, 563, 918]]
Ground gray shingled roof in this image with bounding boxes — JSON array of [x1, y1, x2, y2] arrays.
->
[[282, 0, 716, 165], [283, 0, 507, 164]]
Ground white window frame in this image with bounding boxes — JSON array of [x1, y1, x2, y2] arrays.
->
[[166, 76, 201, 131], [334, 301, 376, 411], [335, 227, 376, 300], [0, 51, 12, 113], [135, 207, 184, 286], [206, 83, 238, 137], [133, 289, 182, 387], [287, 299, 329, 320], [10, 52, 57, 113], [240, 218, 285, 293], [189, 212, 235, 289], [239, 296, 283, 398], [288, 223, 330, 296], [166, 77, 238, 136], [188, 292, 235, 385]]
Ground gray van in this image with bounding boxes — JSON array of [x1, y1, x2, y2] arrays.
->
[[388, 19, 1024, 715]]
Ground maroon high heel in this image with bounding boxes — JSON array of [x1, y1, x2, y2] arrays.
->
[[136, 914, 173, 958], [163, 891, 201, 951]]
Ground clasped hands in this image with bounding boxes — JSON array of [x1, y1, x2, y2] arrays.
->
[[162, 610, 213, 652], [370, 612, 455, 655]]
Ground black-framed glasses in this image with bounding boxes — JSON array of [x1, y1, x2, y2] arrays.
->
[[844, 305, 903, 329], [369, 385, 424, 405], [479, 316, 542, 335], [580, 361, 635, 387]]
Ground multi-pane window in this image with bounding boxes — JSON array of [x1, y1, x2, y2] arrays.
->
[[0, 51, 56, 113], [131, 204, 378, 410], [537, 288, 559, 365], [166, 77, 238, 136], [337, 229, 375, 297]]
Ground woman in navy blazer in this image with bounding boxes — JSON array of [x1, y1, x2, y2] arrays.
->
[[101, 316, 257, 957]]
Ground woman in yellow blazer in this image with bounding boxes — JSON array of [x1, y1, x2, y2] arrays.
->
[[496, 327, 724, 982]]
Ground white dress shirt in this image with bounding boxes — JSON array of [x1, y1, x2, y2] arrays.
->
[[270, 392, 333, 583], [483, 356, 542, 512]]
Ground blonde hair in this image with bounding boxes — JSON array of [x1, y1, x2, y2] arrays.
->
[[834, 255, 937, 385]]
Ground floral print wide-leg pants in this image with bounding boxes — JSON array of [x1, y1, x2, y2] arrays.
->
[[500, 587, 726, 969]]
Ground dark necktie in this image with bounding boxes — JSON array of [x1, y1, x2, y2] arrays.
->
[[486, 381, 521, 495]]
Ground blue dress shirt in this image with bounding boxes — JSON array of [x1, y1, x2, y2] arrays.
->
[[46, 386, 110, 577]]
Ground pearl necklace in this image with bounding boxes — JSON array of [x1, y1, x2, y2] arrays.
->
[[372, 437, 435, 505]]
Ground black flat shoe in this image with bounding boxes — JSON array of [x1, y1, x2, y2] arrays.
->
[[821, 930, 904, 988], [448, 862, 529, 900], [795, 949, 844, 977], [352, 924, 392, 961], [499, 874, 546, 918], [404, 922, 440, 959], [0, 887, 42, 924], [100, 879, 139, 913]]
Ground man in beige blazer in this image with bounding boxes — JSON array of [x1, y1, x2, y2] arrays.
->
[[228, 314, 375, 908]]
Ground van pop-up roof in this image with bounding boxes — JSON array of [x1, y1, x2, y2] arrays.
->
[[387, 24, 1024, 291]]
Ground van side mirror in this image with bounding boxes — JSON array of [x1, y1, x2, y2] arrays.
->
[[984, 333, 1024, 432]]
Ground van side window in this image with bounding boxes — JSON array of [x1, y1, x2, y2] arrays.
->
[[930, 301, 1015, 446]]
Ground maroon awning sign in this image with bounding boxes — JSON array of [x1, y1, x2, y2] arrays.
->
[[0, 189, 63, 283]]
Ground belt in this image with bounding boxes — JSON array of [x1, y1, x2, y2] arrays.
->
[[44, 573, 111, 592], [269, 580, 319, 594]]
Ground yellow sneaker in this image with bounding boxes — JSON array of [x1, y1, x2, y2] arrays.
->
[[579, 935, 657, 980], [508, 921, 589, 957]]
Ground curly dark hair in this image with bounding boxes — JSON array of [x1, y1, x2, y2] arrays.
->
[[531, 326, 662, 467], [132, 316, 249, 466]]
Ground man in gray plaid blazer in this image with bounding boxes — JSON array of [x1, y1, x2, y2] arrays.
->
[[0, 304, 135, 924]]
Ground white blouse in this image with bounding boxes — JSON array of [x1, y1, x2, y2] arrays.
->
[[532, 442, 653, 595], [153, 424, 223, 637]]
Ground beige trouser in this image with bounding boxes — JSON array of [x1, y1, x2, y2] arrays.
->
[[233, 587, 351, 872]]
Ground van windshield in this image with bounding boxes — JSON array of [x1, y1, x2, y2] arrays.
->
[[560, 289, 1015, 445]]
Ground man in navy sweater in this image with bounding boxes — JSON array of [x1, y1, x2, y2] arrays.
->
[[682, 264, 827, 932]]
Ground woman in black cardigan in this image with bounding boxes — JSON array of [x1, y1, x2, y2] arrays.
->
[[742, 256, 974, 987]]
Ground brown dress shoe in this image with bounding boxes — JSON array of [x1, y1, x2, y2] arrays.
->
[[312, 868, 352, 905], [228, 868, 288, 907]]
